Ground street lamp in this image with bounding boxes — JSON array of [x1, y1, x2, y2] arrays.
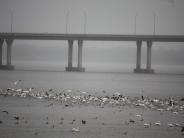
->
[[83, 10, 87, 34], [10, 9, 14, 32], [153, 11, 156, 35], [134, 12, 138, 35], [65, 10, 70, 34]]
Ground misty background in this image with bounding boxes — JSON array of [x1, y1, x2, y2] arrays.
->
[[0, 0, 184, 72]]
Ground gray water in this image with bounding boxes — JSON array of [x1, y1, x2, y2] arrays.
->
[[0, 67, 184, 98]]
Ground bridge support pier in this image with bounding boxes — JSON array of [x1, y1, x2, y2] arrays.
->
[[66, 40, 74, 71], [0, 39, 3, 66], [77, 40, 85, 72], [134, 40, 144, 73], [134, 40, 154, 74], [0, 39, 14, 70], [65, 40, 85, 72], [144, 41, 154, 73]]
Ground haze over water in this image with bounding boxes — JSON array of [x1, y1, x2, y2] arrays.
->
[[0, 0, 184, 99], [0, 64, 184, 99]]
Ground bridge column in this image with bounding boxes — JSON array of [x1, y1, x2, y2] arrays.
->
[[134, 40, 144, 73], [65, 40, 85, 72], [66, 40, 74, 71], [0, 39, 3, 66], [77, 40, 85, 72], [5, 39, 14, 70], [145, 41, 154, 73]]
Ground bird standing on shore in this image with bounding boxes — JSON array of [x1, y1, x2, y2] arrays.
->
[[82, 120, 86, 124], [181, 126, 184, 132]]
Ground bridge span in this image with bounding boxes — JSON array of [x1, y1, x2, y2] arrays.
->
[[0, 32, 184, 73]]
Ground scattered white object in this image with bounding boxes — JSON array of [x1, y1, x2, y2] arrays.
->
[[81, 91, 87, 94], [114, 92, 121, 96], [72, 127, 80, 132], [144, 123, 151, 128], [174, 123, 181, 127], [14, 80, 21, 85], [15, 89, 22, 92], [155, 122, 161, 126], [173, 111, 178, 115], [157, 108, 164, 112], [67, 89, 72, 92], [168, 123, 174, 127], [37, 96, 43, 99], [153, 99, 159, 103], [28, 88, 33, 92], [136, 114, 142, 117]]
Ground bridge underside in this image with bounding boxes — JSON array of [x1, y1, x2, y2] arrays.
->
[[2, 33, 183, 73], [0, 38, 155, 73]]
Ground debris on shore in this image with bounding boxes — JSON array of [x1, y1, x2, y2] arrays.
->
[[0, 87, 183, 116], [0, 87, 184, 135]]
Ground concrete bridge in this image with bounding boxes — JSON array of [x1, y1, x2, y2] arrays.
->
[[0, 32, 184, 73]]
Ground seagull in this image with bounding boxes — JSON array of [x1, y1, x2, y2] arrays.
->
[[2, 110, 9, 115], [181, 126, 184, 132], [82, 120, 86, 124], [14, 116, 20, 120], [129, 119, 135, 123]]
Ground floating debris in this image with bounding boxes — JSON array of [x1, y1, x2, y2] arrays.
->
[[72, 127, 80, 132]]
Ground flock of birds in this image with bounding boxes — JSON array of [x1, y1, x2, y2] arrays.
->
[[0, 79, 184, 134]]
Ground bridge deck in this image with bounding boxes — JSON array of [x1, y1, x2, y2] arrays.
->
[[0, 33, 184, 42]]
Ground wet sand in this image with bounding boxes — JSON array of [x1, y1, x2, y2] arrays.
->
[[0, 93, 184, 138]]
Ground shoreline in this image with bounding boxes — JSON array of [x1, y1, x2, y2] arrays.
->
[[0, 88, 184, 138]]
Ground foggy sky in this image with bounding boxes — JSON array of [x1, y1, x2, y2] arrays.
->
[[0, 0, 184, 70]]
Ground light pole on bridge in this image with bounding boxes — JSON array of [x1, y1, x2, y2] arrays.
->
[[134, 12, 138, 35]]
